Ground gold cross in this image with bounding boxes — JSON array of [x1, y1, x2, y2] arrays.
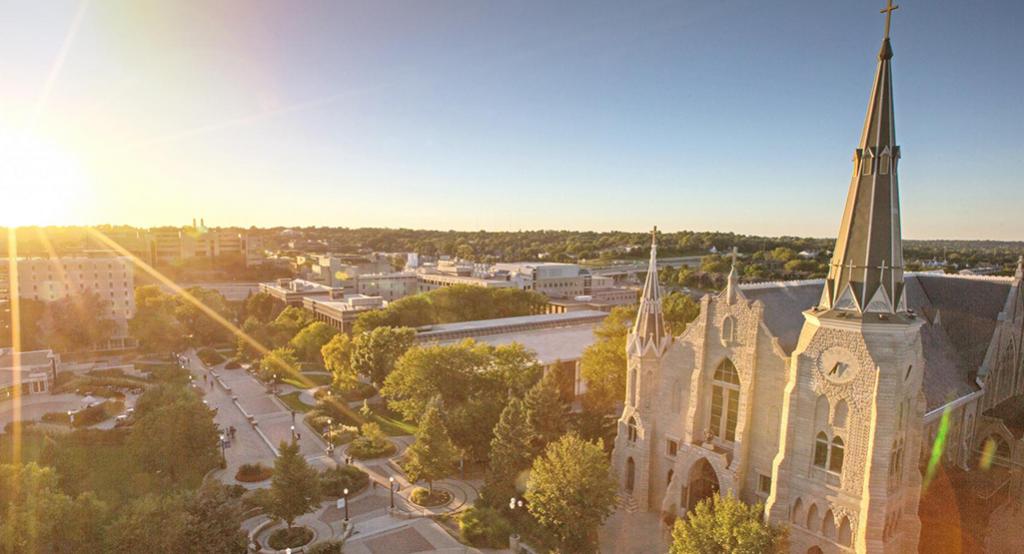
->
[[881, 0, 899, 40]]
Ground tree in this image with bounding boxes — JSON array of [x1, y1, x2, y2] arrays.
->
[[663, 292, 700, 336], [38, 292, 116, 352], [182, 483, 248, 554], [289, 321, 338, 363], [482, 398, 534, 506], [127, 385, 221, 485], [272, 306, 314, 339], [269, 440, 322, 529], [242, 291, 281, 323], [404, 400, 456, 494], [107, 493, 189, 554], [259, 347, 299, 382], [669, 494, 787, 554], [0, 463, 108, 554], [525, 434, 617, 553], [524, 371, 567, 451], [174, 287, 232, 345], [321, 333, 356, 389], [350, 326, 416, 386], [130, 285, 185, 353]]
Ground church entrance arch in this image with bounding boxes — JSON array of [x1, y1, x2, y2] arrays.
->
[[625, 457, 636, 493], [685, 458, 719, 512]]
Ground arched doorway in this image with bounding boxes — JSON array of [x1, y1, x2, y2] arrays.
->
[[625, 457, 636, 493], [685, 458, 719, 512]]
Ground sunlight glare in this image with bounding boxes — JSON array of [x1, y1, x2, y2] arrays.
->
[[0, 129, 90, 226]]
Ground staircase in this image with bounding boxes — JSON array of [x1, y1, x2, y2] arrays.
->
[[617, 493, 640, 514]]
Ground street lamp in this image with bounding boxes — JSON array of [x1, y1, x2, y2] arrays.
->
[[343, 488, 350, 522], [291, 409, 296, 426], [290, 424, 296, 441], [219, 434, 227, 465], [67, 410, 74, 427], [389, 476, 396, 509], [509, 496, 524, 543]]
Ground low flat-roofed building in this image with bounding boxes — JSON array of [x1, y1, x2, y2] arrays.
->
[[546, 287, 638, 313], [303, 294, 386, 333], [259, 278, 340, 306], [355, 272, 419, 301], [0, 348, 59, 400], [415, 311, 608, 402], [415, 271, 515, 293]]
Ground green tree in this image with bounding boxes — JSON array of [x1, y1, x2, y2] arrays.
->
[[259, 346, 299, 382], [174, 287, 232, 345], [289, 321, 338, 363], [663, 292, 700, 336], [404, 400, 457, 494], [525, 434, 617, 553], [482, 398, 534, 506], [321, 333, 356, 389], [107, 493, 188, 554], [39, 292, 116, 352], [524, 371, 567, 451], [350, 326, 416, 386], [127, 385, 221, 485], [269, 440, 322, 529], [182, 483, 248, 554], [0, 463, 109, 554], [130, 285, 185, 353], [242, 291, 280, 323], [669, 494, 787, 554], [579, 305, 635, 415], [272, 306, 314, 339]]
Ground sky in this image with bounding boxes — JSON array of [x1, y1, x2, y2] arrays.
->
[[1, 0, 1022, 239]]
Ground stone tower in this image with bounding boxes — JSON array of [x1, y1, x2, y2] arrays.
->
[[765, 4, 926, 552], [611, 227, 670, 510]]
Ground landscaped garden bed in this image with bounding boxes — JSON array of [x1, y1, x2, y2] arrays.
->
[[320, 465, 369, 497], [235, 462, 273, 483], [196, 347, 226, 366], [267, 526, 313, 550], [346, 423, 397, 459], [410, 486, 452, 507]]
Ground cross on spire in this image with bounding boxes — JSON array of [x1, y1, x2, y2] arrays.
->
[[881, 0, 899, 41]]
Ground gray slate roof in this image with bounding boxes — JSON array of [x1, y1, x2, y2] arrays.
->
[[740, 275, 1012, 411]]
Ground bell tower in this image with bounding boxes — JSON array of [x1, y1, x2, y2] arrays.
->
[[766, 3, 925, 552], [611, 227, 670, 509]]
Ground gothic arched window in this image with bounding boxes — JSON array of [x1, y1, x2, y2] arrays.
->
[[721, 316, 737, 345], [627, 417, 638, 443], [829, 436, 845, 474], [833, 399, 848, 428], [710, 360, 740, 442], [791, 497, 803, 524], [822, 509, 837, 539], [838, 516, 853, 546], [815, 396, 830, 429], [667, 469, 674, 486], [879, 152, 890, 175], [806, 503, 820, 532], [628, 369, 637, 407], [813, 432, 829, 468]]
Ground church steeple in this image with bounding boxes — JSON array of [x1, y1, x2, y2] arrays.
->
[[632, 226, 667, 351], [820, 1, 906, 314]]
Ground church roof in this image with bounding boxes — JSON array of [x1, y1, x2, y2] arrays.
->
[[983, 394, 1024, 439], [820, 28, 905, 315], [632, 227, 667, 352], [741, 274, 1012, 411]]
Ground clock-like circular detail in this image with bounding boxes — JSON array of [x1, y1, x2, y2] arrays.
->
[[818, 347, 859, 384]]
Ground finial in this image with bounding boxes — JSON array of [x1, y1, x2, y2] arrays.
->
[[651, 226, 658, 247], [881, 0, 899, 41]]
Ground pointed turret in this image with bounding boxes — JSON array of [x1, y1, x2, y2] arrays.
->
[[632, 226, 668, 351], [820, 14, 905, 314], [725, 247, 740, 304]]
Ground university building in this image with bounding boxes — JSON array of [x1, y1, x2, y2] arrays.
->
[[610, 14, 1024, 554]]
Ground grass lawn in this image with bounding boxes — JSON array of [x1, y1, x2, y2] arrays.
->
[[335, 402, 416, 436], [277, 391, 314, 413], [281, 372, 332, 389]]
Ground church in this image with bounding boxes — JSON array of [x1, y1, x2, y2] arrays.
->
[[610, 6, 1024, 554]]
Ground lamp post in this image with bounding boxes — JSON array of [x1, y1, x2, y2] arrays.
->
[[67, 410, 74, 427], [219, 433, 227, 465], [290, 409, 296, 426], [389, 476, 395, 509], [327, 417, 334, 453], [343, 488, 350, 522], [509, 496, 524, 548], [290, 424, 296, 441]]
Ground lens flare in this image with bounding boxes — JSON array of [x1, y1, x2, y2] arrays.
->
[[923, 407, 950, 491], [978, 436, 998, 471]]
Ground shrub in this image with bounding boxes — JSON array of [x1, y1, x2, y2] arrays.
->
[[320, 464, 370, 498], [306, 539, 344, 554], [410, 486, 451, 507], [460, 506, 512, 548], [224, 358, 242, 369], [241, 487, 274, 512], [235, 462, 273, 482], [347, 423, 395, 460], [197, 347, 226, 366], [69, 400, 124, 427], [267, 526, 313, 550]]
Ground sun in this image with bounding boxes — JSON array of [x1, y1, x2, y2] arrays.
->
[[0, 128, 90, 227]]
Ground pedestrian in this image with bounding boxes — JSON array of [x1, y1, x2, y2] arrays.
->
[[210, 381, 214, 390]]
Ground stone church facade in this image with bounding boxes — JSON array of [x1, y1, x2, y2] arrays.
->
[[610, 11, 1024, 554]]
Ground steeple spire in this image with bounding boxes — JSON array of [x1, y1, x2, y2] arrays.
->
[[820, 3, 905, 314], [726, 246, 740, 304], [633, 226, 667, 350]]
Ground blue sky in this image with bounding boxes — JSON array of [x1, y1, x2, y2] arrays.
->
[[2, 1, 1022, 239]]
